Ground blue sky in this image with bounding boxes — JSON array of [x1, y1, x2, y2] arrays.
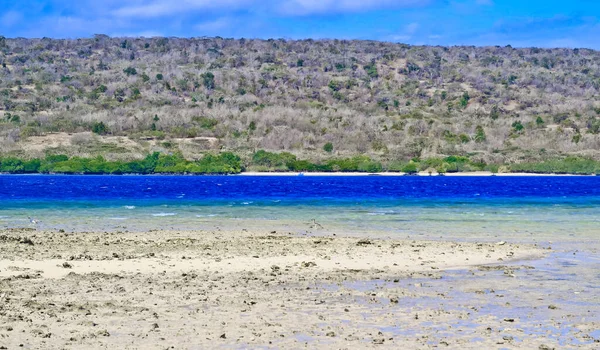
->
[[1, 0, 599, 48]]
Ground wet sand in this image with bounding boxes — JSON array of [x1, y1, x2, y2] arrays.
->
[[0, 228, 598, 349]]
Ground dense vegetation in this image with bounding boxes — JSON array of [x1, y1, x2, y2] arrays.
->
[[2, 151, 600, 175], [1, 35, 600, 173]]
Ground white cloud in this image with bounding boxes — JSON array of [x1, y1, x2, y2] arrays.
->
[[195, 17, 234, 33], [110, 0, 430, 18], [1, 11, 23, 28], [387, 22, 419, 42], [278, 0, 429, 15], [405, 22, 419, 34], [112, 0, 254, 18]]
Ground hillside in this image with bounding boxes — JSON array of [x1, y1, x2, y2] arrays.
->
[[1, 35, 600, 173]]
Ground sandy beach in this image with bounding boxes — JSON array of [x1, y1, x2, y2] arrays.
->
[[3, 227, 595, 349], [238, 171, 596, 177]]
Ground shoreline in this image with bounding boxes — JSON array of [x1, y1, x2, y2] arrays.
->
[[1, 171, 597, 177], [238, 171, 597, 177]]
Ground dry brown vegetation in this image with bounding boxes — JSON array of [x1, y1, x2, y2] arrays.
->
[[1, 35, 600, 164]]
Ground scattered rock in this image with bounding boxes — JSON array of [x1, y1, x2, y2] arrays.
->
[[326, 331, 335, 337], [20, 237, 35, 246], [357, 239, 373, 246], [503, 318, 515, 322], [62, 262, 73, 269], [301, 261, 317, 268]]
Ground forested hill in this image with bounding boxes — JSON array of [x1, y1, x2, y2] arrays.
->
[[1, 35, 600, 172]]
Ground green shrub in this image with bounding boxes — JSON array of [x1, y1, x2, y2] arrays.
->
[[512, 121, 524, 132], [363, 62, 378, 79], [323, 142, 333, 153], [201, 72, 215, 89], [474, 126, 486, 143], [401, 162, 418, 174], [91, 121, 109, 135], [123, 67, 137, 76], [252, 150, 296, 170], [459, 91, 470, 108], [536, 116, 545, 126], [192, 116, 218, 129]]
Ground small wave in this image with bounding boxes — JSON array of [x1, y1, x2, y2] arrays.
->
[[242, 201, 253, 205], [124, 206, 136, 209], [109, 217, 128, 220], [195, 214, 217, 218], [152, 213, 177, 217]]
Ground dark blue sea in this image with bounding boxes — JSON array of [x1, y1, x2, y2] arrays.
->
[[1, 175, 599, 238]]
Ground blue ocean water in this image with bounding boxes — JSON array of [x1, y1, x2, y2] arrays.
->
[[1, 175, 599, 239]]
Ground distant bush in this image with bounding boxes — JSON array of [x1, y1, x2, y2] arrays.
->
[[91, 121, 109, 135], [509, 157, 600, 175], [363, 62, 378, 79], [323, 142, 333, 153], [201, 72, 215, 89], [474, 126, 486, 143], [192, 116, 218, 129], [512, 121, 524, 132], [401, 162, 418, 174], [252, 150, 297, 170], [123, 67, 137, 76]]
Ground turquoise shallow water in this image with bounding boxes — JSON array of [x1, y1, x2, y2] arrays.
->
[[0, 175, 599, 241]]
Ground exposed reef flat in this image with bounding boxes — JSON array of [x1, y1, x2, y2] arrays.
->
[[0, 228, 596, 348]]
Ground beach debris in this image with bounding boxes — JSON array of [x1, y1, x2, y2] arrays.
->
[[20, 237, 35, 246], [503, 318, 515, 322], [548, 305, 558, 309], [220, 333, 227, 339], [357, 239, 373, 246], [301, 261, 317, 268], [496, 241, 506, 245], [62, 262, 73, 269], [326, 331, 335, 337], [390, 297, 399, 304]]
